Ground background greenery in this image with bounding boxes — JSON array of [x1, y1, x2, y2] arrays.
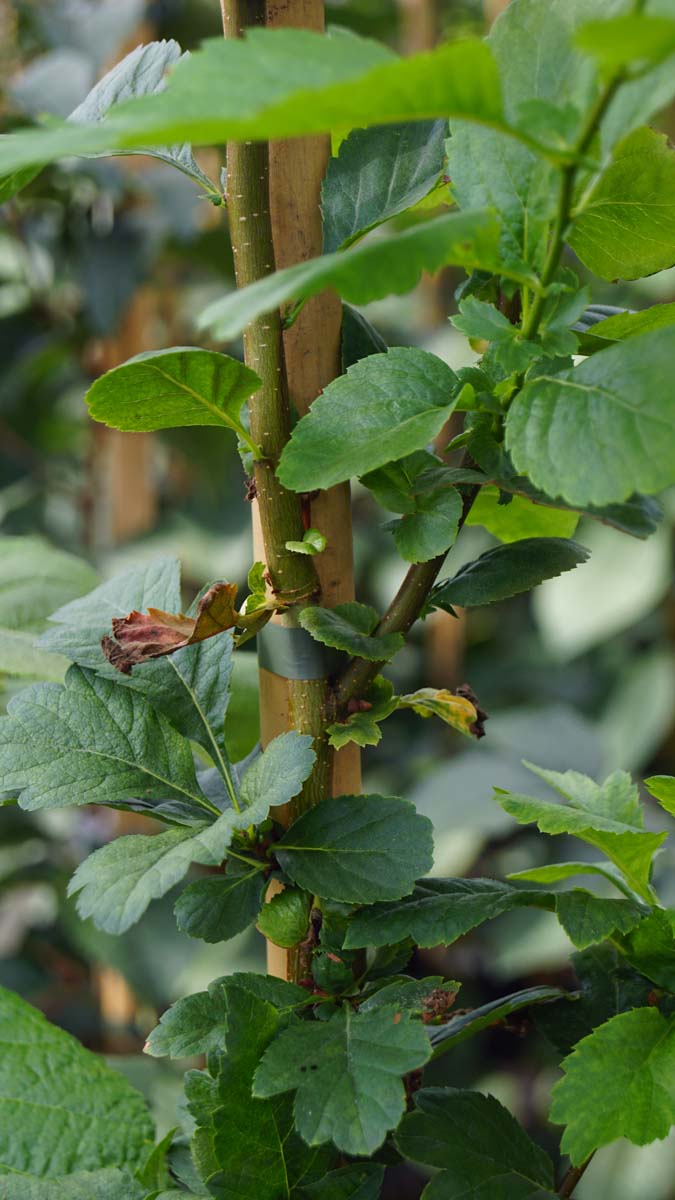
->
[[1, 1, 674, 1196]]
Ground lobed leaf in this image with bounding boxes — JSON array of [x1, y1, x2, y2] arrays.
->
[[253, 1004, 431, 1156], [175, 864, 266, 944]]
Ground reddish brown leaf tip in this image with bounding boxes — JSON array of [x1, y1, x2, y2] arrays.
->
[[101, 582, 240, 674]]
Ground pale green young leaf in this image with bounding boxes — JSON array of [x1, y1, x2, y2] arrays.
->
[[299, 602, 404, 663], [258, 887, 312, 948], [322, 120, 447, 252], [466, 487, 578, 542], [253, 1005, 431, 1156], [276, 794, 433, 904], [506, 329, 675, 506], [0, 31, 506, 183], [645, 774, 675, 816], [525, 763, 645, 826], [0, 1170, 144, 1200], [395, 1087, 556, 1200], [174, 865, 266, 943], [85, 347, 261, 452], [554, 890, 644, 950], [570, 128, 675, 281], [390, 486, 462, 563], [0, 664, 212, 820], [187, 986, 333, 1198], [0, 986, 153, 1178], [278, 348, 460, 492], [198, 209, 517, 343], [507, 860, 633, 892], [551, 1008, 675, 1164], [344, 878, 550, 949], [576, 15, 675, 73], [427, 986, 565, 1056], [430, 538, 588, 610], [0, 535, 98, 632]]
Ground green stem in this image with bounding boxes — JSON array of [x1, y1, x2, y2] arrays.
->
[[558, 1155, 594, 1198]]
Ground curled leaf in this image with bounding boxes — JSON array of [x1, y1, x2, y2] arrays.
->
[[398, 682, 487, 739]]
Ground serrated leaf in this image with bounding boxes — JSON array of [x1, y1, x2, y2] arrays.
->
[[174, 864, 266, 944], [0, 986, 153, 1178], [239, 730, 316, 812], [645, 775, 675, 816], [0, 1170, 144, 1200], [38, 560, 236, 784], [199, 210, 523, 343], [506, 328, 675, 507], [361, 450, 439, 515], [427, 986, 566, 1056], [258, 887, 311, 948], [326, 676, 398, 750], [555, 890, 644, 950], [344, 878, 550, 950], [619, 910, 675, 991], [0, 664, 212, 820], [0, 31, 506, 184], [391, 486, 463, 563], [322, 120, 447, 252], [0, 536, 98, 632], [86, 347, 259, 452], [551, 1008, 675, 1163], [299, 603, 403, 663], [359, 975, 460, 1016], [187, 985, 333, 1198], [253, 1004, 431, 1156], [276, 794, 433, 904], [299, 1163, 385, 1200], [570, 127, 675, 281], [495, 764, 665, 902], [466, 486, 578, 542], [430, 538, 588, 610], [278, 348, 460, 492]]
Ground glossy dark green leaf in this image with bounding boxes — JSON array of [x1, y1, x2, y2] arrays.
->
[[276, 794, 433, 904], [253, 1004, 431, 1155], [257, 887, 311, 948], [555, 890, 644, 950], [299, 602, 404, 663], [390, 486, 462, 563], [428, 986, 566, 1056], [396, 1087, 556, 1199], [619, 910, 675, 991], [322, 120, 447, 252], [299, 1163, 385, 1200], [430, 538, 588, 610], [175, 864, 266, 943]]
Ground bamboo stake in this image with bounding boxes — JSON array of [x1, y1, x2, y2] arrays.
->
[[221, 0, 360, 982]]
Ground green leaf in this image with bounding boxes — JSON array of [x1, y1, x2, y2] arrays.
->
[[361, 450, 439, 515], [322, 120, 447, 252], [198, 210, 523, 343], [570, 128, 675, 281], [0, 536, 98, 632], [187, 985, 333, 1198], [359, 975, 460, 1016], [38, 560, 236, 782], [427, 986, 566, 1056], [390, 486, 462, 563], [396, 1087, 556, 1199], [506, 328, 675, 506], [275, 794, 433, 904], [555, 890, 644, 950], [397, 688, 481, 738], [174, 863, 266, 943], [0, 985, 153, 1178], [0, 1171, 144, 1200], [85, 347, 261, 456], [298, 1163, 385, 1200], [0, 31, 505, 185], [278, 348, 460, 492], [0, 628, 68, 682], [0, 664, 212, 820], [299, 602, 404, 663], [466, 487, 578, 543], [239, 730, 316, 812], [495, 764, 665, 902], [258, 888, 311, 948], [253, 1004, 431, 1156], [285, 528, 327, 556], [550, 1008, 675, 1164], [430, 538, 588, 610], [344, 878, 549, 950], [507, 860, 633, 892], [575, 302, 675, 352], [452, 297, 542, 372], [619, 910, 675, 991], [326, 676, 398, 750], [645, 774, 675, 816], [341, 304, 388, 368], [576, 15, 675, 73]]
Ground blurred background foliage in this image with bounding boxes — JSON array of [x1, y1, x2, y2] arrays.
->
[[1, 1, 675, 1196]]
